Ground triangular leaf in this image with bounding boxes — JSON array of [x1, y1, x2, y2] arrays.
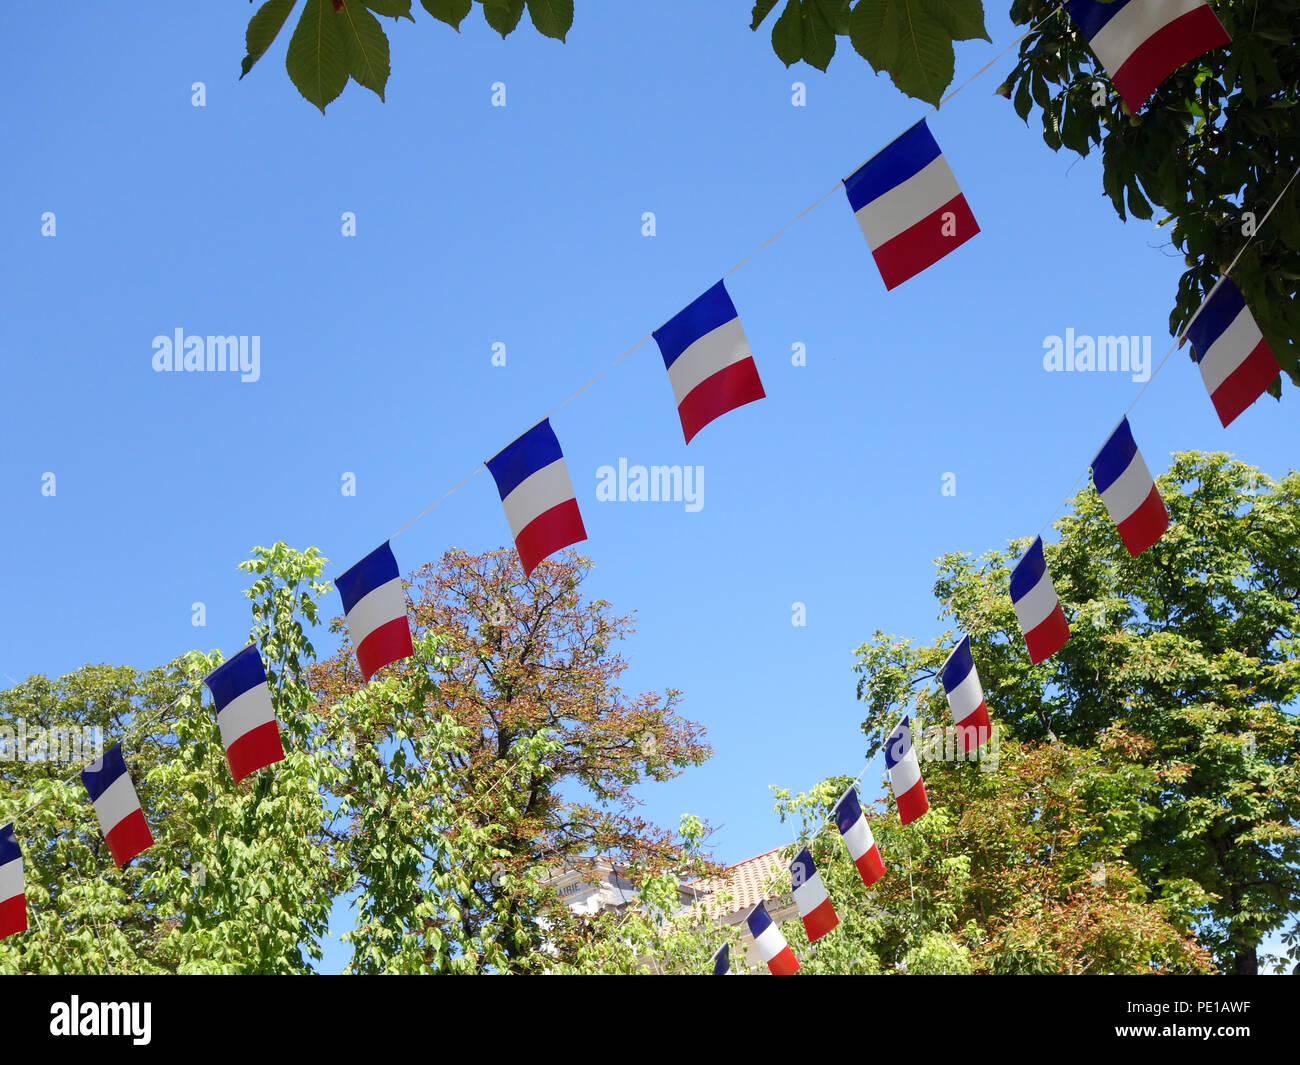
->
[[483, 0, 525, 38], [285, 0, 349, 113], [526, 0, 573, 41], [802, 0, 837, 72], [241, 0, 299, 80], [420, 0, 472, 28], [364, 0, 414, 20], [336, 1, 391, 100], [848, 0, 956, 106], [771, 0, 803, 67], [751, 0, 781, 31]]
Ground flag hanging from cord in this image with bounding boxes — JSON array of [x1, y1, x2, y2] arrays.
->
[[652, 280, 766, 444], [834, 786, 886, 886], [885, 716, 930, 825], [81, 744, 153, 868], [844, 118, 979, 290], [1184, 277, 1282, 427], [746, 900, 799, 975], [789, 847, 839, 942], [711, 942, 733, 975], [1090, 417, 1169, 556], [203, 644, 286, 783], [1064, 0, 1230, 112], [335, 541, 415, 681], [0, 823, 26, 941], [486, 419, 587, 577], [940, 635, 991, 752], [1010, 536, 1071, 664]]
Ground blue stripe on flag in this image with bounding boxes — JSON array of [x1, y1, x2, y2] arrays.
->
[[0, 823, 19, 866], [1091, 417, 1139, 494], [940, 635, 974, 693], [835, 788, 862, 835], [81, 743, 128, 802], [1064, 0, 1136, 40], [652, 281, 738, 369], [844, 119, 942, 212], [883, 717, 913, 769], [204, 644, 266, 712], [335, 541, 400, 615], [747, 900, 773, 936], [712, 943, 730, 974], [1009, 537, 1048, 603], [1185, 278, 1247, 363], [790, 848, 815, 886], [486, 419, 565, 501]]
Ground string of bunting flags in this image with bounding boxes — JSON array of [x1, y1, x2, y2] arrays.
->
[[1, 1, 1294, 975]]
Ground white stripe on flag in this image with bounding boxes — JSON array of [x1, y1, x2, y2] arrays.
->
[[344, 576, 405, 646], [1091, 0, 1204, 75], [753, 922, 786, 963], [93, 774, 141, 836], [947, 668, 984, 723], [793, 874, 829, 917], [0, 859, 23, 901], [890, 750, 922, 797], [1013, 569, 1059, 633], [842, 816, 875, 861], [1099, 450, 1155, 525], [853, 155, 961, 250], [217, 682, 276, 750], [1198, 307, 1264, 395], [501, 458, 575, 539], [665, 317, 750, 405]]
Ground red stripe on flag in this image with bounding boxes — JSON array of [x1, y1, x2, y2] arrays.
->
[[0, 894, 26, 940], [105, 809, 154, 868], [1111, 5, 1230, 111], [803, 897, 839, 942], [872, 193, 979, 291], [1024, 602, 1070, 664], [515, 499, 587, 577], [954, 704, 991, 753], [854, 846, 886, 887], [357, 616, 414, 681], [896, 779, 929, 826], [1115, 483, 1169, 557], [768, 945, 800, 975], [1211, 337, 1281, 427], [678, 357, 766, 444], [227, 720, 286, 783]]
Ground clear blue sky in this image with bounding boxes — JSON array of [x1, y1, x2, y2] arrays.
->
[[1, 3, 1293, 971]]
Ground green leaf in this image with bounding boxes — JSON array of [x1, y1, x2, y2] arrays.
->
[[483, 0, 525, 37], [364, 0, 414, 19], [526, 0, 573, 41], [285, 0, 349, 113], [802, 0, 837, 71], [336, 0, 391, 99], [813, 0, 851, 35], [420, 0, 472, 28], [751, 0, 781, 30], [771, 0, 803, 67], [923, 0, 990, 44], [1126, 177, 1153, 220], [849, 0, 955, 106], [241, 0, 298, 80]]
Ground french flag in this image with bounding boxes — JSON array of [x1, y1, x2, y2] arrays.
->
[[1184, 277, 1281, 428], [1091, 417, 1169, 556], [746, 900, 799, 975], [335, 541, 415, 681], [711, 942, 733, 975], [652, 281, 766, 444], [940, 635, 991, 753], [1010, 536, 1071, 664], [833, 786, 886, 887], [789, 847, 838, 942], [0, 822, 26, 941], [1065, 0, 1230, 112], [81, 744, 154, 868], [844, 118, 979, 290], [203, 645, 286, 783], [885, 716, 930, 826], [486, 419, 587, 578]]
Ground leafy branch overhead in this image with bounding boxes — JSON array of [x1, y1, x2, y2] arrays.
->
[[240, 0, 576, 114]]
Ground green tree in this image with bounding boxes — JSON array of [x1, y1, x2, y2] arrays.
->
[[853, 451, 1300, 974]]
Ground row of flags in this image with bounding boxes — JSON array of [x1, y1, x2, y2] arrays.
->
[[0, 0, 1282, 962]]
